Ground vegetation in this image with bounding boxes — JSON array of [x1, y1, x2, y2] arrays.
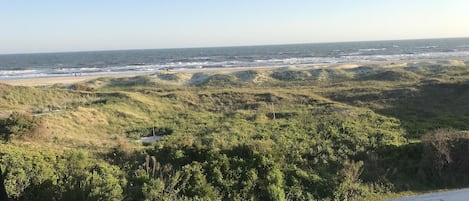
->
[[1, 62, 469, 200]]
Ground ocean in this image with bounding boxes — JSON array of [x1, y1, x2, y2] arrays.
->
[[1, 38, 469, 80]]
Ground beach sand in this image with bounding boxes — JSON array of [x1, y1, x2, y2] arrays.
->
[[0, 76, 99, 86], [0, 62, 378, 87], [0, 59, 466, 87], [0, 66, 287, 87], [0, 74, 148, 87]]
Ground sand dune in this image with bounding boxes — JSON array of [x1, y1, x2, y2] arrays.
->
[[1, 59, 467, 87]]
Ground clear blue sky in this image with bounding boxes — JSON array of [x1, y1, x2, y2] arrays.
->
[[1, 0, 469, 54]]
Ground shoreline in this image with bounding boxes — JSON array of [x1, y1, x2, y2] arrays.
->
[[0, 58, 467, 87], [0, 65, 319, 86], [0, 64, 359, 87], [0, 74, 131, 87]]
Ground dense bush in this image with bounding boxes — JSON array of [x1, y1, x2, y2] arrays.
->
[[0, 146, 126, 201], [2, 66, 469, 200], [419, 129, 469, 187], [0, 112, 41, 141]]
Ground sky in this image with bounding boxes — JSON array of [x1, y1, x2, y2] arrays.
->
[[1, 0, 469, 54]]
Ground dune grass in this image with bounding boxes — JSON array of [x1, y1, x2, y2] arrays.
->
[[2, 63, 469, 200]]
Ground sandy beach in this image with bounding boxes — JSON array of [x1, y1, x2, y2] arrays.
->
[[0, 74, 137, 87], [0, 58, 466, 87], [0, 75, 98, 86], [0, 65, 343, 87], [0, 66, 298, 87]]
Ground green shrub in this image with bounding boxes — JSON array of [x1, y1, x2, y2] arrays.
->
[[0, 146, 126, 201], [0, 112, 41, 141]]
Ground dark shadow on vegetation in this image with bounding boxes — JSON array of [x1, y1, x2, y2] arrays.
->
[[125, 126, 173, 139], [271, 70, 311, 81], [361, 129, 469, 192], [326, 81, 469, 138], [357, 70, 420, 82], [17, 180, 61, 201], [378, 81, 469, 138], [107, 76, 157, 88], [0, 168, 8, 201]]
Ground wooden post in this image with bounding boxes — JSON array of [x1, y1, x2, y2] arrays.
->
[[152, 121, 156, 136]]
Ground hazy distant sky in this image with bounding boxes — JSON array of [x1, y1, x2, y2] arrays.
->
[[1, 0, 469, 54]]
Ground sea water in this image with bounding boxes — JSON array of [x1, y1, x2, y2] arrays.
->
[[1, 38, 469, 80]]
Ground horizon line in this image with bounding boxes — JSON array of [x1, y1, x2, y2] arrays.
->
[[2, 36, 469, 56]]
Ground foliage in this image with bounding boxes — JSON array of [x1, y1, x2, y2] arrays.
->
[[0, 112, 41, 141], [1, 65, 469, 200], [0, 146, 126, 201]]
